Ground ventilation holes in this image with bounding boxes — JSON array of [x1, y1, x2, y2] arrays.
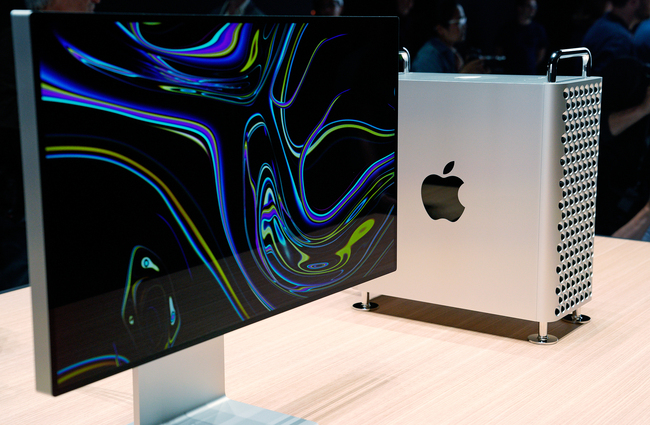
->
[[555, 82, 600, 316]]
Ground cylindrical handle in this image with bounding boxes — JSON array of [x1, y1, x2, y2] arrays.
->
[[399, 48, 411, 74], [547, 47, 592, 83]]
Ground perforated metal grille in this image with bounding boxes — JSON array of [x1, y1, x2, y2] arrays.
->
[[555, 83, 601, 317]]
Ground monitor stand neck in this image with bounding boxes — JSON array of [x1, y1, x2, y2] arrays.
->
[[131, 336, 316, 425]]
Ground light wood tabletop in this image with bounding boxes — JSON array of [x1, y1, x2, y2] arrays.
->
[[2, 235, 650, 424]]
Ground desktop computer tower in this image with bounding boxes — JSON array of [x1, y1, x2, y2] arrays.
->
[[360, 70, 601, 335]]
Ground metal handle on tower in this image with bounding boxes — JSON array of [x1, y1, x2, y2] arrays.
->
[[547, 47, 592, 83], [399, 48, 411, 74]]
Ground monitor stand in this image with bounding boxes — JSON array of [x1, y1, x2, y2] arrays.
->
[[130, 336, 316, 425]]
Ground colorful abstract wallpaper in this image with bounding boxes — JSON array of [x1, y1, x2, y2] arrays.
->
[[28, 13, 397, 395]]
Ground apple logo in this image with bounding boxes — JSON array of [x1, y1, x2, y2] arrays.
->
[[421, 161, 465, 222]]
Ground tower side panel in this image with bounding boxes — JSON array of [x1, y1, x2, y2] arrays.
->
[[537, 78, 601, 322], [364, 75, 548, 321]]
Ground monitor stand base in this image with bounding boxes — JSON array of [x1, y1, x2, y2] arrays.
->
[[130, 336, 316, 425], [151, 396, 314, 425]]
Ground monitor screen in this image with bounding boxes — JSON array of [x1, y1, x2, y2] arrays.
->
[[16, 12, 397, 395]]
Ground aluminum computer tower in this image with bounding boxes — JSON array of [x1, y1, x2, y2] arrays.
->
[[360, 50, 601, 343]]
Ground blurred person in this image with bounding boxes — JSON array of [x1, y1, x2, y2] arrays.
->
[[612, 196, 650, 240], [397, 0, 414, 16], [342, 0, 393, 16], [595, 58, 650, 238], [396, 0, 416, 52], [26, 0, 100, 12], [582, 0, 650, 74], [495, 0, 548, 75], [567, 0, 613, 48], [213, 0, 264, 16], [311, 0, 344, 16], [634, 17, 650, 62], [341, 0, 415, 51], [411, 0, 485, 73], [581, 0, 650, 238]]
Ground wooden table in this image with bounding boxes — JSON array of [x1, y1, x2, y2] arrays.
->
[[2, 236, 650, 424]]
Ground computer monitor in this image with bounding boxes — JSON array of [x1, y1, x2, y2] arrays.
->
[[12, 11, 397, 396]]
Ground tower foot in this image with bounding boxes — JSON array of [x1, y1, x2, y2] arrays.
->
[[352, 292, 378, 311]]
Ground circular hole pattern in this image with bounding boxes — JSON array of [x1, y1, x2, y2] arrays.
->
[[555, 83, 599, 316]]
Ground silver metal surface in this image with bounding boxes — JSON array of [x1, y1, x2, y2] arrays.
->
[[11, 9, 54, 395], [552, 82, 599, 319], [399, 48, 411, 73], [527, 322, 559, 345], [132, 336, 316, 425], [562, 307, 591, 324], [133, 337, 225, 425], [159, 397, 316, 425], [352, 292, 379, 311], [352, 301, 379, 311], [359, 72, 600, 331], [547, 47, 592, 82]]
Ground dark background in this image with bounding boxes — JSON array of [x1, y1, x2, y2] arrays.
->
[[2, 0, 611, 63]]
